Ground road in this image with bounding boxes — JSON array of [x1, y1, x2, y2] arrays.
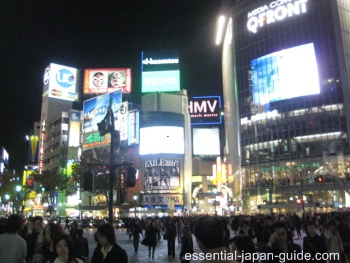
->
[[79, 228, 304, 263]]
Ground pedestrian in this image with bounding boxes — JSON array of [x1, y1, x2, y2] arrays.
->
[[260, 221, 302, 263], [43, 222, 64, 263], [74, 228, 89, 262], [0, 214, 27, 263], [48, 234, 83, 263], [303, 222, 327, 263], [164, 218, 177, 258], [131, 219, 143, 253], [180, 225, 193, 263], [229, 235, 257, 263], [145, 219, 158, 259], [91, 223, 128, 263], [26, 215, 45, 263], [194, 216, 232, 262]]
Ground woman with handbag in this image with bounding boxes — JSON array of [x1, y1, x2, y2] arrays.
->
[[145, 220, 158, 259]]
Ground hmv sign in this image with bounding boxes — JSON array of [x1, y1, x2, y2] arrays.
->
[[188, 96, 222, 125]]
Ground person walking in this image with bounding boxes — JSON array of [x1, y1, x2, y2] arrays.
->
[[131, 219, 143, 253], [91, 223, 128, 263], [164, 218, 177, 258], [180, 226, 193, 263], [145, 220, 158, 259], [48, 234, 83, 263], [0, 214, 27, 263]]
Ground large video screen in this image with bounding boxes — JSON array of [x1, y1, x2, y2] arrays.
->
[[251, 43, 320, 105], [139, 126, 184, 155]]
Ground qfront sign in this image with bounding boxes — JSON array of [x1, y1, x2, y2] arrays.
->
[[247, 0, 308, 33], [43, 63, 79, 102]]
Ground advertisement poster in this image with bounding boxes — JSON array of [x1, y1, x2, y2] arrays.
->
[[142, 194, 183, 206], [83, 90, 122, 133], [44, 63, 79, 102], [144, 159, 180, 191], [83, 68, 132, 94]]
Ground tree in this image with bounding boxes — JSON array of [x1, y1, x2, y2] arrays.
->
[[31, 169, 71, 216], [71, 148, 120, 206]]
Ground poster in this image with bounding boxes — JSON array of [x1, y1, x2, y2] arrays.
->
[[144, 158, 180, 191]]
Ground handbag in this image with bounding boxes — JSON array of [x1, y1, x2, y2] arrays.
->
[[163, 230, 169, 240], [141, 237, 149, 246]]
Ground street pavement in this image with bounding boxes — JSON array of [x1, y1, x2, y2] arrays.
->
[[81, 228, 305, 263]]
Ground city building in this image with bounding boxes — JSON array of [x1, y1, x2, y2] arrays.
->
[[221, 0, 350, 214]]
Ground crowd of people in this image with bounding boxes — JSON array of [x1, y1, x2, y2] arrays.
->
[[1, 212, 350, 263]]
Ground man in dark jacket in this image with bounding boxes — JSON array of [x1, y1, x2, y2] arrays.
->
[[261, 221, 302, 263], [132, 219, 143, 253], [303, 222, 327, 263], [165, 218, 177, 258], [26, 216, 44, 263]]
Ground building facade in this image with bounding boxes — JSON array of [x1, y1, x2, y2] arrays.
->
[[222, 0, 350, 213]]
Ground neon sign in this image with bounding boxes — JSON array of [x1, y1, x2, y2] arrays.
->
[[247, 0, 308, 33]]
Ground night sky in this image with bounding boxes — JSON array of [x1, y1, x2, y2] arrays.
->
[[0, 0, 224, 171]]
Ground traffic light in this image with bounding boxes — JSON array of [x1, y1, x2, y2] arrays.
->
[[296, 198, 302, 205], [83, 171, 94, 191], [126, 166, 138, 187], [315, 176, 323, 183]]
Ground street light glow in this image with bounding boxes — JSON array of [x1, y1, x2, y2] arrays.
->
[[215, 15, 226, 45]]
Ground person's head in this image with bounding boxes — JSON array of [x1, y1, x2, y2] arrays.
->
[[229, 235, 257, 261], [307, 222, 317, 237], [242, 220, 250, 229], [33, 216, 44, 232], [96, 223, 116, 247], [182, 225, 192, 240], [334, 216, 342, 226], [53, 234, 76, 262], [270, 221, 288, 245], [44, 223, 64, 243], [77, 228, 84, 237], [194, 216, 224, 252], [5, 214, 23, 234], [151, 219, 157, 228]]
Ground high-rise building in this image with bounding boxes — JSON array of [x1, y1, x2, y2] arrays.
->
[[221, 0, 350, 213]]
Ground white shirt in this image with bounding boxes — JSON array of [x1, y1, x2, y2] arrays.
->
[[0, 232, 27, 263]]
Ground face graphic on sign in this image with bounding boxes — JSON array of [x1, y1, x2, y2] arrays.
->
[[109, 71, 125, 88], [92, 72, 105, 87]]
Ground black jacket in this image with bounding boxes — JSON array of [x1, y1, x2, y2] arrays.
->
[[91, 243, 128, 263]]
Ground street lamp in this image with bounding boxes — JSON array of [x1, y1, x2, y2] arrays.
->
[[213, 188, 217, 216], [133, 195, 138, 218], [15, 185, 22, 214]]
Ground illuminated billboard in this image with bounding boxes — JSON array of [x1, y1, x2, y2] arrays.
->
[[251, 43, 320, 105], [83, 68, 132, 94], [189, 96, 222, 125], [141, 50, 180, 93], [82, 132, 111, 150], [83, 90, 122, 133], [1, 147, 9, 165], [43, 63, 79, 102], [128, 110, 140, 146], [193, 128, 220, 155], [139, 126, 184, 155], [143, 158, 180, 191], [68, 110, 81, 147]]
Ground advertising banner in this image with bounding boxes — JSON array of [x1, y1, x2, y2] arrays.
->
[[144, 158, 180, 191], [114, 102, 128, 141], [83, 68, 132, 94], [68, 110, 81, 147], [142, 193, 183, 206], [82, 90, 122, 133], [141, 50, 180, 93], [128, 110, 139, 146], [43, 63, 79, 102], [188, 96, 222, 125]]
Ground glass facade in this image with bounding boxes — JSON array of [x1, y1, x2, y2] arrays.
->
[[224, 0, 350, 213]]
